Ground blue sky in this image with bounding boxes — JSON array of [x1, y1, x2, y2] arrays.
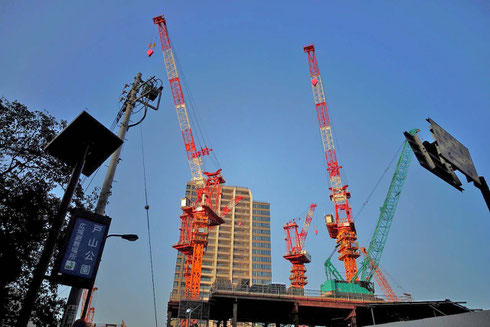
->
[[1, 1, 489, 326]]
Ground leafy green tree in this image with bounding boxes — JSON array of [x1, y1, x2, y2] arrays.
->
[[0, 98, 97, 326]]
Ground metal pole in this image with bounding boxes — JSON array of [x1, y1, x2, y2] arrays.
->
[[60, 72, 142, 327], [16, 144, 90, 327], [232, 300, 238, 327]]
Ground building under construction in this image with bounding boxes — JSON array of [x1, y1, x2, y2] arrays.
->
[[152, 13, 481, 327], [171, 184, 272, 299]]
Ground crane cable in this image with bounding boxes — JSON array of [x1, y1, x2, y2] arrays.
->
[[140, 125, 159, 327], [326, 140, 405, 261], [171, 41, 222, 170]]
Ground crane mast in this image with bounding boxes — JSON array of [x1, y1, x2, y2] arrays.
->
[[304, 44, 359, 281]]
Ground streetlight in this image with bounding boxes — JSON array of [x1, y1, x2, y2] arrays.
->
[[185, 304, 201, 327], [106, 234, 139, 242], [78, 233, 139, 320]]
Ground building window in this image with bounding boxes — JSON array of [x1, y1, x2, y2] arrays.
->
[[252, 249, 271, 255], [253, 210, 269, 215], [252, 279, 271, 285], [253, 229, 270, 235], [252, 235, 270, 241], [252, 222, 270, 228], [253, 216, 270, 222], [253, 204, 270, 209], [252, 263, 271, 270], [252, 271, 272, 277], [252, 242, 270, 248], [253, 256, 271, 262]]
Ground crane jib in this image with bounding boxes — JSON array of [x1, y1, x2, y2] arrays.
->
[[304, 44, 358, 282]]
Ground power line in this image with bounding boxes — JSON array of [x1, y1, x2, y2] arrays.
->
[[140, 126, 159, 327]]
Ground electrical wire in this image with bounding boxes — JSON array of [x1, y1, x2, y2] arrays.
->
[[140, 126, 159, 327], [353, 140, 405, 222]]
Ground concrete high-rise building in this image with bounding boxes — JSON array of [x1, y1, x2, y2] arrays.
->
[[171, 183, 272, 298]]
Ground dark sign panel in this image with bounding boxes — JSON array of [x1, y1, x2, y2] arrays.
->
[[405, 118, 489, 211], [53, 209, 111, 288], [427, 118, 480, 186]]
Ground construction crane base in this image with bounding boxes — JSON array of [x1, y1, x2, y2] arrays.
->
[[321, 279, 374, 297]]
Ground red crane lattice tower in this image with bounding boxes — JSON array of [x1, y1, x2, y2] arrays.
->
[[360, 247, 398, 302], [153, 14, 226, 300], [304, 44, 360, 282], [283, 204, 317, 288], [81, 286, 97, 325]]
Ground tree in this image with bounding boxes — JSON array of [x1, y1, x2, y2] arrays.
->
[[0, 98, 97, 326]]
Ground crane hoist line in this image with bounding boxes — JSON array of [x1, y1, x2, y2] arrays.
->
[[304, 44, 360, 282]]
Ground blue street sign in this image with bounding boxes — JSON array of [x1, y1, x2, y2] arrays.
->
[[59, 217, 107, 279], [52, 209, 111, 288]]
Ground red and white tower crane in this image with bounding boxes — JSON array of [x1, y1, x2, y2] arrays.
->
[[283, 204, 317, 288], [304, 44, 360, 282], [153, 15, 227, 299]]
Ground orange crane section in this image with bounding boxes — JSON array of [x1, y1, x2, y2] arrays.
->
[[360, 247, 398, 302], [81, 286, 97, 325], [283, 204, 317, 288]]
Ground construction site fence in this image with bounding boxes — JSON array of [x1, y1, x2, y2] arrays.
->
[[208, 282, 413, 303]]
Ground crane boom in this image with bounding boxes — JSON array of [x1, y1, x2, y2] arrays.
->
[[304, 44, 359, 281], [154, 15, 225, 304], [153, 15, 209, 187], [358, 129, 419, 282], [298, 203, 317, 248]]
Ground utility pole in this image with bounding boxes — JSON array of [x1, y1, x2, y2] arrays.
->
[[60, 72, 143, 327]]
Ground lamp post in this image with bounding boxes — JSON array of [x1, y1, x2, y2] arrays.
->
[[79, 233, 139, 319], [106, 234, 139, 242]]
